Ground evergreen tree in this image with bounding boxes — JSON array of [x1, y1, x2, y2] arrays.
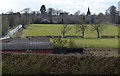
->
[[40, 5, 46, 14]]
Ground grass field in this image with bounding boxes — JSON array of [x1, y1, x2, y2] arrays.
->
[[61, 38, 118, 48], [20, 24, 119, 48], [21, 24, 118, 38]]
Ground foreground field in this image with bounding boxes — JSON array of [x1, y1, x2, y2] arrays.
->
[[21, 24, 118, 38], [58, 38, 118, 48], [2, 53, 120, 74]]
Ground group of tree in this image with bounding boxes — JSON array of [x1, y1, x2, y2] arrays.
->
[[1, 5, 120, 36], [61, 19, 106, 38], [105, 5, 120, 24], [39, 5, 120, 24]]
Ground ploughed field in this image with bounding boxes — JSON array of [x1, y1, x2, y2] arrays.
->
[[21, 24, 119, 48]]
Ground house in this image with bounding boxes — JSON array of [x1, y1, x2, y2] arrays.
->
[[2, 38, 53, 53]]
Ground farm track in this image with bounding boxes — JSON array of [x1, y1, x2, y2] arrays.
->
[[15, 28, 24, 38]]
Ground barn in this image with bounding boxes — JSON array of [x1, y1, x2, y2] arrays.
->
[[2, 37, 84, 54], [2, 38, 53, 53]]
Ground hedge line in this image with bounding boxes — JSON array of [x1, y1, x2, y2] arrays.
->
[[2, 53, 120, 74]]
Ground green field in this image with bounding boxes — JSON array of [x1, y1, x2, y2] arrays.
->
[[64, 38, 118, 48], [21, 24, 118, 37], [21, 24, 119, 48]]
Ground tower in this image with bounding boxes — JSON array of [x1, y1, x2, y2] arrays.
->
[[86, 7, 92, 24], [87, 7, 91, 16]]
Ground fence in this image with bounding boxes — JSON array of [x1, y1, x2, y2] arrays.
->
[[26, 35, 83, 38]]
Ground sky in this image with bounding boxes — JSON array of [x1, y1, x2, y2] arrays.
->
[[0, 0, 119, 14]]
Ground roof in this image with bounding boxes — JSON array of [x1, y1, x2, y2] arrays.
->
[[2, 38, 53, 50], [10, 37, 50, 42]]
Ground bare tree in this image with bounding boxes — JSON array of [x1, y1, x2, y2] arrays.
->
[[109, 6, 117, 23], [74, 10, 80, 16], [47, 8, 55, 23], [8, 13, 15, 28], [2, 14, 9, 36], [106, 6, 117, 23], [21, 8, 30, 28], [61, 24, 71, 38], [91, 19, 106, 38], [56, 10, 63, 15], [7, 9, 15, 28], [75, 17, 87, 38], [60, 12, 69, 24]]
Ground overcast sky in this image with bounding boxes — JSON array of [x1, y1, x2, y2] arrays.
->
[[0, 0, 119, 14]]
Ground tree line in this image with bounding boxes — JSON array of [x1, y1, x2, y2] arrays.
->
[[61, 19, 106, 38], [1, 5, 120, 36]]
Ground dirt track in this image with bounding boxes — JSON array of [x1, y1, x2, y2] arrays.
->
[[15, 28, 24, 38]]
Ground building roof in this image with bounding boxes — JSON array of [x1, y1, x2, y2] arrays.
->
[[10, 37, 50, 42], [2, 38, 53, 50]]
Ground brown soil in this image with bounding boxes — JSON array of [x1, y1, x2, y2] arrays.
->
[[15, 28, 24, 38]]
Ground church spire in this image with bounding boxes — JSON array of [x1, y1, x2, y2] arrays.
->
[[87, 7, 91, 16]]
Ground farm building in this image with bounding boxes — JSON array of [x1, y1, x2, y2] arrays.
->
[[1, 37, 119, 55], [1, 38, 84, 54], [2, 38, 53, 53]]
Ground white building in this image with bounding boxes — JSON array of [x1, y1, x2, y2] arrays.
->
[[118, 1, 120, 11]]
